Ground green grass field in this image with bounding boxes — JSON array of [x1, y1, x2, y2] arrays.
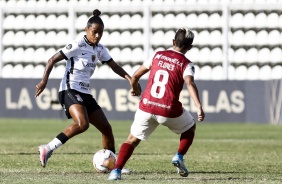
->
[[0, 119, 281, 184]]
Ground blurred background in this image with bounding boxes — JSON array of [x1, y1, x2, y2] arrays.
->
[[0, 0, 281, 123], [1, 0, 282, 79]]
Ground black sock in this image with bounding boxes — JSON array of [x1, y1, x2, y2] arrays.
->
[[56, 132, 69, 144]]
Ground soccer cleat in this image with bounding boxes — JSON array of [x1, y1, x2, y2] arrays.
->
[[108, 169, 121, 180], [171, 153, 189, 177], [121, 168, 131, 174], [38, 144, 53, 168]]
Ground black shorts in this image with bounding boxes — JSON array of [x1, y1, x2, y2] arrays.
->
[[58, 89, 101, 119]]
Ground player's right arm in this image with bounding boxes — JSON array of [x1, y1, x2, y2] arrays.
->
[[130, 54, 153, 96], [130, 65, 149, 96], [35, 52, 65, 97]]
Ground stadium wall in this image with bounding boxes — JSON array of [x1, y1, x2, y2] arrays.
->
[[0, 79, 281, 124]]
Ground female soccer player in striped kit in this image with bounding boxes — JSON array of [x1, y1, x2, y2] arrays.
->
[[35, 9, 135, 171], [109, 28, 205, 180]]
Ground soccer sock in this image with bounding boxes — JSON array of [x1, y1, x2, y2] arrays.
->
[[108, 148, 116, 154], [114, 143, 135, 170], [177, 125, 196, 155], [48, 132, 69, 151]]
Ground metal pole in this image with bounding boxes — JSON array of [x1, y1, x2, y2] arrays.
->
[[143, 4, 151, 61], [68, 5, 76, 40], [222, 4, 230, 80]]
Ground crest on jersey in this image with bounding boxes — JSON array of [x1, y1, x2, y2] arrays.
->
[[92, 55, 96, 62], [97, 50, 101, 58]]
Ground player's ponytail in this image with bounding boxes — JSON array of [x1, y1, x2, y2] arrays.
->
[[87, 9, 104, 27]]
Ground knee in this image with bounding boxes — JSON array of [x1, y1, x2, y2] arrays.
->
[[125, 134, 141, 148], [74, 120, 89, 132], [81, 122, 89, 131]]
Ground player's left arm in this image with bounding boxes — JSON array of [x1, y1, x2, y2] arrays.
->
[[107, 59, 132, 81], [107, 59, 142, 96], [183, 62, 205, 121], [184, 75, 205, 121]]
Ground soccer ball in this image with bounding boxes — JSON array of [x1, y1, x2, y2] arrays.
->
[[93, 149, 116, 173]]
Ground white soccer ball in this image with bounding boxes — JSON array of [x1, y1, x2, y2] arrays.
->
[[93, 149, 116, 173]]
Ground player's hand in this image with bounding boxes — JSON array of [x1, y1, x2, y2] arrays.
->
[[197, 107, 205, 122], [35, 81, 47, 97], [130, 81, 142, 97], [131, 83, 142, 97], [130, 87, 141, 96]]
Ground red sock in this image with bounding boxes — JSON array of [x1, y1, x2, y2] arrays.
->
[[178, 124, 196, 155], [115, 143, 135, 169]]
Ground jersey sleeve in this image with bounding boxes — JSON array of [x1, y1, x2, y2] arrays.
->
[[143, 54, 154, 69], [183, 62, 195, 78], [61, 41, 79, 59], [99, 46, 112, 64]]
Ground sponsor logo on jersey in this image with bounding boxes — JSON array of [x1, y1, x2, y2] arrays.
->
[[142, 98, 170, 109], [79, 82, 90, 88], [82, 62, 96, 67], [87, 63, 96, 67], [66, 44, 72, 50], [143, 98, 148, 104], [155, 54, 162, 59], [154, 54, 183, 67]]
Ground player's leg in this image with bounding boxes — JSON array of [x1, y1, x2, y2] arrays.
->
[[38, 90, 90, 168], [108, 109, 158, 180], [62, 104, 90, 138], [38, 106, 89, 167], [49, 92, 90, 148], [178, 123, 196, 156], [88, 108, 115, 153], [116, 134, 141, 169], [88, 107, 133, 175], [171, 123, 195, 177], [108, 133, 140, 180], [161, 108, 195, 177]]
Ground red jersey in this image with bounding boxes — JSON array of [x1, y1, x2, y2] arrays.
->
[[139, 50, 195, 118]]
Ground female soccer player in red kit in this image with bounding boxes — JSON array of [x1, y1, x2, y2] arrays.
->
[[109, 28, 205, 180]]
